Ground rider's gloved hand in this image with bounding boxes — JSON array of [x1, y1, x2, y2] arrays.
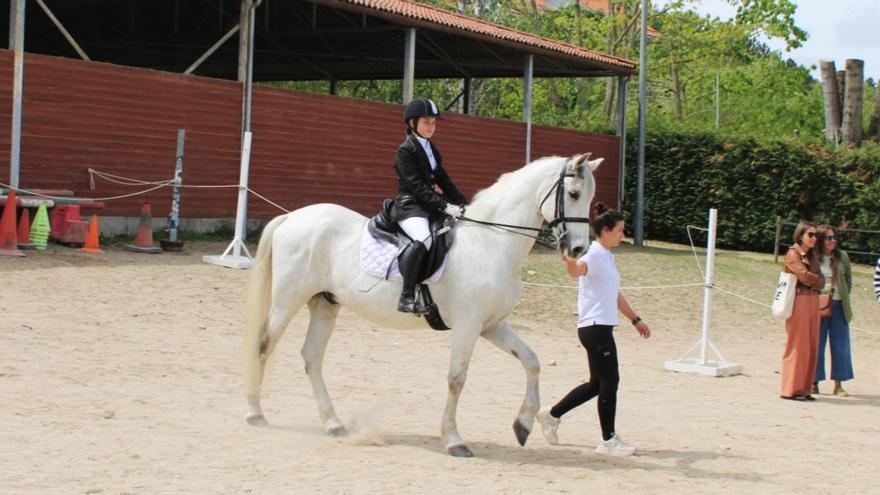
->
[[443, 203, 465, 219]]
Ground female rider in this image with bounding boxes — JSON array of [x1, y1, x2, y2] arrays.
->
[[389, 98, 468, 314]]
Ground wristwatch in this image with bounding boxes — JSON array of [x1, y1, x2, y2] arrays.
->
[[631, 316, 642, 325]]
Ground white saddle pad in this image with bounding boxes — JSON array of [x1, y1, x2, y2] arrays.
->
[[359, 222, 446, 284]]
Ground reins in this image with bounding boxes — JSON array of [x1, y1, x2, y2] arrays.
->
[[457, 215, 557, 249]]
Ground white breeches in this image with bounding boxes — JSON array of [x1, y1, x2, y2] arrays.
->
[[399, 216, 433, 250]]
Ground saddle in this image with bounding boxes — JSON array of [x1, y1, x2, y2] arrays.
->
[[368, 199, 453, 330]]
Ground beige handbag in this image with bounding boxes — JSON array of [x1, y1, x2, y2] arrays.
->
[[772, 272, 797, 319]]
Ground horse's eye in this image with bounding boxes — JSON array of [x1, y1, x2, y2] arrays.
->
[[568, 190, 581, 200]]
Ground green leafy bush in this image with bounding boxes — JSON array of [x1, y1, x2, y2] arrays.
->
[[623, 132, 880, 258]]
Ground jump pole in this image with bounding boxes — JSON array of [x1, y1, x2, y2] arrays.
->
[[664, 208, 743, 377], [202, 131, 254, 269]]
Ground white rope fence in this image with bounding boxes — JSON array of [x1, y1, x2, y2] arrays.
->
[[523, 281, 705, 291], [0, 168, 293, 214]]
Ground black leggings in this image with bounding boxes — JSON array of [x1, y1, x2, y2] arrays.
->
[[550, 324, 619, 441]]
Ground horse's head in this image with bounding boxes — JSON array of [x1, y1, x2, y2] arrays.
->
[[540, 153, 603, 259]]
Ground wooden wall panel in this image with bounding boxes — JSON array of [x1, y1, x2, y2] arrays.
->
[[0, 50, 619, 220]]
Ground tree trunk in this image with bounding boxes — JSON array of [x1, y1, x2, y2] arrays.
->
[[819, 59, 841, 142], [836, 70, 846, 119], [604, 78, 617, 119], [867, 84, 880, 139], [671, 60, 683, 122], [575, 78, 590, 125], [547, 80, 566, 112], [842, 59, 864, 146]]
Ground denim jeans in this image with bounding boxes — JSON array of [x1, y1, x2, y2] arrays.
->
[[815, 300, 854, 382]]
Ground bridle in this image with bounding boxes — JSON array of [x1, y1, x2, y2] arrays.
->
[[540, 162, 592, 236], [458, 162, 590, 248]]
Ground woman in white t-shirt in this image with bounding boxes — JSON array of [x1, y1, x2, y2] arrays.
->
[[536, 202, 651, 457]]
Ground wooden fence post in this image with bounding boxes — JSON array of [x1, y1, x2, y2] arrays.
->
[[774, 216, 783, 264]]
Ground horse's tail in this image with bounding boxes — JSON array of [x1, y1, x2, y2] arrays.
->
[[243, 214, 287, 399]]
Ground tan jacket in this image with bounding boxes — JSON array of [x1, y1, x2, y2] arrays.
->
[[783, 245, 825, 294]]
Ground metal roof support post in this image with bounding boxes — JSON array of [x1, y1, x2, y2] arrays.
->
[[403, 28, 416, 104], [616, 75, 628, 211], [634, 0, 648, 246], [523, 54, 534, 164], [205, 0, 261, 267], [237, 0, 251, 83], [463, 77, 471, 115], [238, 0, 260, 243], [241, 1, 258, 137], [9, 0, 25, 189]]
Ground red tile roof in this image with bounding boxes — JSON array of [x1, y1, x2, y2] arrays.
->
[[312, 0, 636, 72]]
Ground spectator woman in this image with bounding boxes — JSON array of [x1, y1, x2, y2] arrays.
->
[[812, 226, 854, 396], [781, 221, 824, 401]]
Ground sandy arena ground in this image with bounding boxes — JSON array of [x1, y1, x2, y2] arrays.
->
[[2, 241, 879, 494]]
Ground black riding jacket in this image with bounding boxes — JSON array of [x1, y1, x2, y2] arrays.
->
[[391, 135, 467, 221]]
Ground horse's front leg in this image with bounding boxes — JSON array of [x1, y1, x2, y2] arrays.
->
[[481, 319, 540, 447], [441, 323, 482, 457]]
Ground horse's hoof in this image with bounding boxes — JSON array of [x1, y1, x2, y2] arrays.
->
[[327, 424, 348, 437], [513, 419, 531, 446], [246, 414, 268, 427], [448, 444, 474, 458]]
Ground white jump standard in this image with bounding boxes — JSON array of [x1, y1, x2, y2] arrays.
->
[[664, 208, 743, 377]]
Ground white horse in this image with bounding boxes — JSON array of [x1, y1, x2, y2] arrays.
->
[[244, 153, 602, 457]]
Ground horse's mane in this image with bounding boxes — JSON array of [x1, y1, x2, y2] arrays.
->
[[469, 156, 565, 207]]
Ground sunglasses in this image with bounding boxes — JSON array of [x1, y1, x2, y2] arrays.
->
[[825, 236, 838, 241], [806, 232, 817, 238]]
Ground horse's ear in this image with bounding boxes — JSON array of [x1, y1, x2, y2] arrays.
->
[[587, 157, 604, 171], [569, 153, 592, 177]]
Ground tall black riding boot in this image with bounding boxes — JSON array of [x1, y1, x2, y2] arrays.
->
[[397, 241, 430, 315]]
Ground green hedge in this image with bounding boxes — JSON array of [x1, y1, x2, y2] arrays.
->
[[622, 132, 880, 259]]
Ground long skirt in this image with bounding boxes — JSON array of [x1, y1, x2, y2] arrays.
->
[[815, 300, 854, 382], [781, 294, 819, 397]]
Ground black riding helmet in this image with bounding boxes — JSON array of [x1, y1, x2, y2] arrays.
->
[[403, 98, 441, 134]]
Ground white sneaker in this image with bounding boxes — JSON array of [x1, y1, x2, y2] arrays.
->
[[594, 434, 636, 457], [536, 407, 560, 445]]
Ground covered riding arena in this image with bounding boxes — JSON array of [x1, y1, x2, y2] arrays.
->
[[1, 0, 633, 233]]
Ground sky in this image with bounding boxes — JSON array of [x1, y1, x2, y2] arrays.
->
[[654, 0, 879, 80]]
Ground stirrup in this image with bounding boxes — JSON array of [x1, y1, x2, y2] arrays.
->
[[398, 297, 430, 315]]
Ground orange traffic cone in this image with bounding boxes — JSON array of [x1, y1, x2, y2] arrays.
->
[[125, 202, 161, 253], [79, 215, 104, 254], [17, 208, 35, 250], [0, 190, 25, 257]]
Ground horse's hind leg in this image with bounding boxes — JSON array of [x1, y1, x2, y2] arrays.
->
[[481, 319, 540, 447], [246, 302, 302, 426], [302, 295, 345, 436]]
